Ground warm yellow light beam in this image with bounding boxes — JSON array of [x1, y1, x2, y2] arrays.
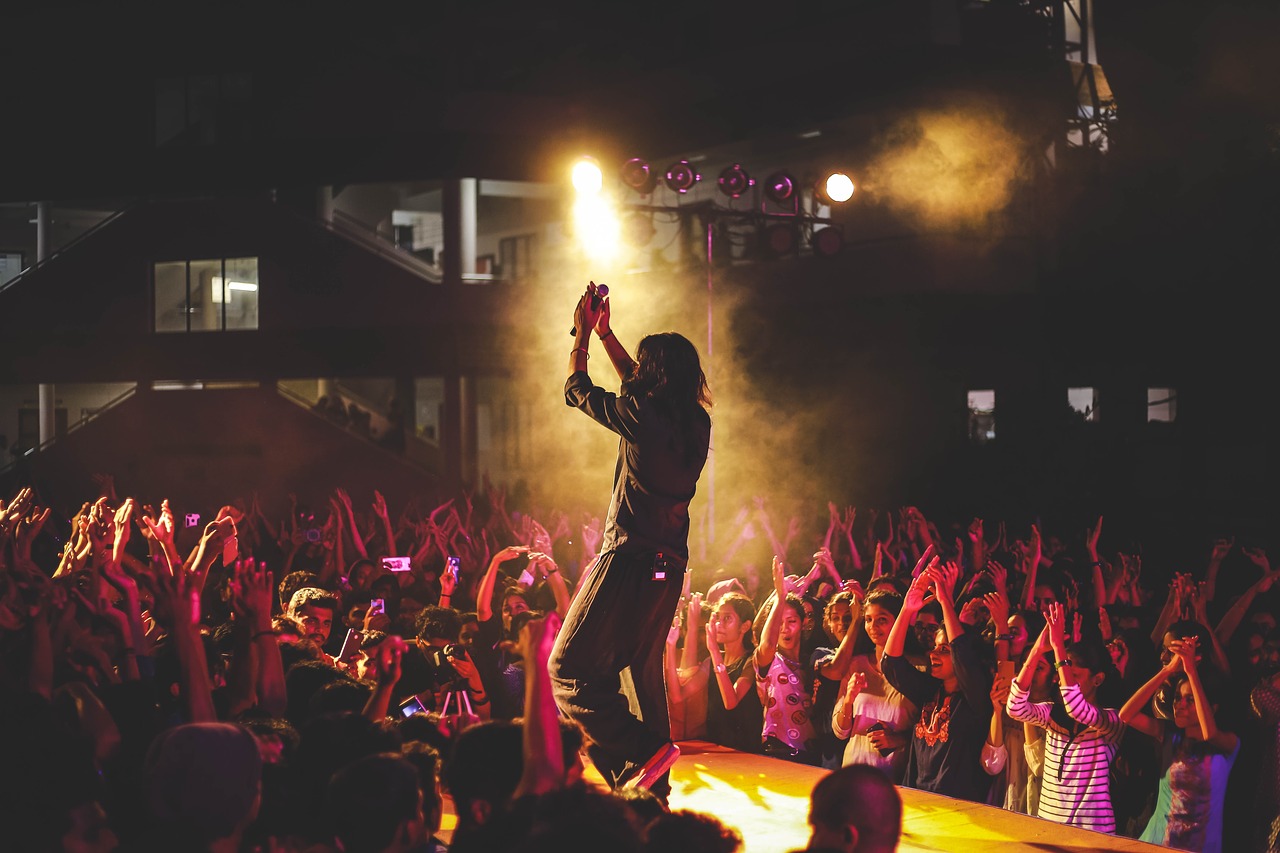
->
[[571, 157, 604, 196], [824, 172, 855, 203]]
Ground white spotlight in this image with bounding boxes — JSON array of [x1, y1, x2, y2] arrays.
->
[[572, 157, 604, 196], [824, 172, 855, 203]]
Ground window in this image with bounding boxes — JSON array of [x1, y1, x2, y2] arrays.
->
[[967, 389, 996, 443], [154, 258, 258, 332], [498, 234, 537, 281], [1068, 387, 1098, 421], [0, 251, 23, 287], [155, 73, 254, 148], [1148, 387, 1177, 422]]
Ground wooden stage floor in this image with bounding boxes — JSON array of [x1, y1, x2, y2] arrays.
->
[[440, 739, 1167, 852]]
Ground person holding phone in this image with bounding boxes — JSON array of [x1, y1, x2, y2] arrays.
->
[[549, 282, 711, 797]]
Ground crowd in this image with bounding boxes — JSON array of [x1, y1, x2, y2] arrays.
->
[[1, 473, 1276, 852]]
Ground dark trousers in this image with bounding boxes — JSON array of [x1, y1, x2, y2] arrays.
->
[[549, 548, 684, 790]]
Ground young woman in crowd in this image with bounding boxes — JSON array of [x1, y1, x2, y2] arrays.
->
[[1005, 603, 1124, 832], [830, 587, 919, 779], [881, 555, 995, 802], [1120, 635, 1240, 853], [754, 557, 819, 764]]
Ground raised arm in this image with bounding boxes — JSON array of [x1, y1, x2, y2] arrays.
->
[[591, 286, 635, 382], [1019, 524, 1043, 612], [1119, 648, 1181, 739], [476, 545, 528, 623], [515, 613, 566, 797], [753, 556, 787, 671]]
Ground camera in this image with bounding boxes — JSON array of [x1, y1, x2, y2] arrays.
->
[[184, 513, 200, 528], [431, 643, 466, 668], [305, 528, 322, 543]]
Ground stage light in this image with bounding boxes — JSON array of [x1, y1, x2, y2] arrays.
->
[[812, 225, 844, 257], [763, 171, 796, 205], [822, 172, 855, 203], [571, 157, 604, 196], [663, 159, 701, 193], [717, 164, 754, 199], [621, 157, 657, 194], [761, 222, 799, 256]]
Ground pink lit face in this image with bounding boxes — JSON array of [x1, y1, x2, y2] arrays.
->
[[778, 603, 804, 654], [863, 603, 896, 648]]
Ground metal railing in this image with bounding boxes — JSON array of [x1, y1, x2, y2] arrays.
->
[[0, 205, 132, 298], [326, 209, 445, 283], [0, 383, 138, 475]]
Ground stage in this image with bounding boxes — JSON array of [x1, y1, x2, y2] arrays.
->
[[440, 739, 1167, 852]]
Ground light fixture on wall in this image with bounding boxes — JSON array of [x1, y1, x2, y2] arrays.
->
[[663, 159, 701, 193], [717, 164, 754, 199], [620, 157, 657, 194]]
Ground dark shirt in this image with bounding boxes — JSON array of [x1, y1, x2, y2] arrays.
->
[[809, 647, 846, 769], [565, 371, 710, 562], [882, 629, 993, 802], [705, 654, 764, 753]]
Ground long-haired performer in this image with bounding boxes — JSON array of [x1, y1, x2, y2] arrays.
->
[[549, 281, 712, 800]]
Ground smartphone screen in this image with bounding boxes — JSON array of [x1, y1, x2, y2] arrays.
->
[[447, 556, 460, 579], [399, 695, 426, 717], [369, 598, 385, 616], [382, 556, 412, 573]]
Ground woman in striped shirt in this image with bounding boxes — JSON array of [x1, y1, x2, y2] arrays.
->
[[1006, 602, 1124, 833]]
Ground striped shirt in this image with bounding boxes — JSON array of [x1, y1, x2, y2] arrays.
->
[[1006, 680, 1124, 833]]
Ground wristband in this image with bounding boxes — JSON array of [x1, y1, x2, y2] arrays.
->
[[572, 348, 589, 360], [715, 663, 727, 674], [1054, 660, 1070, 670], [995, 633, 1013, 641], [599, 329, 615, 341]]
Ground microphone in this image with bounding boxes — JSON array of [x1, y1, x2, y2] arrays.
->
[[570, 283, 609, 336]]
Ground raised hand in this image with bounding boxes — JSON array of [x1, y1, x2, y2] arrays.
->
[[1209, 537, 1234, 564], [986, 560, 1009, 597], [844, 670, 869, 700], [1242, 546, 1271, 574], [371, 490, 389, 520], [1045, 602, 1067, 653], [903, 571, 935, 612], [1086, 515, 1103, 559]]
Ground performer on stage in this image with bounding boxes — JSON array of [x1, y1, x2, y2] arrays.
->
[[549, 281, 712, 798]]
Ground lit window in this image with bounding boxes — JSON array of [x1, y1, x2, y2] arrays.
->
[[1068, 387, 1098, 421], [154, 258, 258, 332], [968, 389, 996, 443], [1148, 387, 1176, 422]]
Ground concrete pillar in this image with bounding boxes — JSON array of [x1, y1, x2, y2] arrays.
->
[[460, 177, 477, 276], [38, 384, 55, 446], [36, 202, 55, 447]]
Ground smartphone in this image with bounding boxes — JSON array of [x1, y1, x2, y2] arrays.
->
[[399, 693, 428, 718], [499, 552, 533, 581], [865, 722, 893, 756], [338, 628, 362, 661], [446, 555, 461, 580], [369, 598, 385, 616], [184, 513, 200, 528], [222, 529, 239, 566], [382, 556, 412, 573]]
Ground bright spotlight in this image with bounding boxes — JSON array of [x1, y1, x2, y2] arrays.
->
[[717, 164, 754, 199], [663, 159, 701, 194], [572, 157, 604, 196], [573, 195, 620, 261], [823, 172, 855, 203]]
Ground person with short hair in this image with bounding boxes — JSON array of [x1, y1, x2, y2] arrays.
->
[[287, 587, 339, 647], [326, 753, 427, 853], [797, 764, 902, 853]]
